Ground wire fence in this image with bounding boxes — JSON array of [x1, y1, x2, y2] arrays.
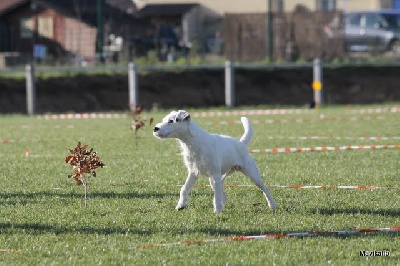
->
[[224, 11, 344, 61]]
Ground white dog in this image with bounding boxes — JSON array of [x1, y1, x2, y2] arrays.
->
[[153, 110, 278, 214]]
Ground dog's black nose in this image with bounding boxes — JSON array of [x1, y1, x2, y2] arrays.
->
[[153, 127, 159, 132]]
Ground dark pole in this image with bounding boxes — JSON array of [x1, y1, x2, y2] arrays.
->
[[96, 0, 103, 61], [267, 0, 273, 60]]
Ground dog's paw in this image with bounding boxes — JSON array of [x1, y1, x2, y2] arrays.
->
[[269, 202, 279, 210], [213, 203, 224, 214], [176, 204, 187, 211], [214, 209, 223, 214]]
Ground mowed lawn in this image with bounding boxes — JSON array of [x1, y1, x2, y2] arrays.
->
[[0, 105, 399, 265]]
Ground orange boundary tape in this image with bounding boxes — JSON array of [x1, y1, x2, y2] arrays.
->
[[37, 113, 127, 120], [249, 144, 400, 153], [136, 225, 400, 249]]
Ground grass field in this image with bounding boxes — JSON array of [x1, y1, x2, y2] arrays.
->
[[0, 104, 399, 265]]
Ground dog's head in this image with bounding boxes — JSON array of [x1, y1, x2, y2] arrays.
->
[[153, 110, 191, 139]]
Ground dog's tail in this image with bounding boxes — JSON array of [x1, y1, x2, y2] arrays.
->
[[239, 117, 253, 145]]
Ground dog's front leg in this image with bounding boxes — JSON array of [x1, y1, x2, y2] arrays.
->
[[209, 176, 227, 207], [210, 175, 224, 214], [176, 171, 198, 210]]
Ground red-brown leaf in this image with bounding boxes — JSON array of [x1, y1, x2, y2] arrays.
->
[[65, 156, 73, 163], [135, 105, 142, 115]]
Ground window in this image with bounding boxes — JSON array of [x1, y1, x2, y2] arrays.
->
[[272, 0, 284, 12], [38, 17, 53, 38], [364, 14, 381, 29], [381, 13, 400, 28], [20, 17, 33, 38], [380, 0, 392, 9], [346, 13, 361, 27], [317, 0, 336, 11]]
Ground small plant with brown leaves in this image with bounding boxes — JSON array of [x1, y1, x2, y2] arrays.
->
[[65, 142, 105, 207], [130, 105, 153, 136]]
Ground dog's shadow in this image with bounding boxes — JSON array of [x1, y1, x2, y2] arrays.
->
[[0, 190, 176, 206], [194, 207, 400, 240], [198, 225, 400, 240]]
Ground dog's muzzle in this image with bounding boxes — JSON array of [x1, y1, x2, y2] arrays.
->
[[153, 126, 164, 138], [153, 123, 172, 138]]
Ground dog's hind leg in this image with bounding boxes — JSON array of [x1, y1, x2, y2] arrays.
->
[[176, 171, 199, 210], [240, 156, 278, 210]]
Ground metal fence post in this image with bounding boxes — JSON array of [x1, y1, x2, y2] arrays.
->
[[312, 58, 323, 108], [225, 60, 235, 108], [25, 64, 36, 115], [128, 62, 138, 110]]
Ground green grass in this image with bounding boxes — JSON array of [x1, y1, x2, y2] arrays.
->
[[0, 105, 399, 265]]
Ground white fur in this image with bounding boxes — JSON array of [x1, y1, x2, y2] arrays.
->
[[153, 110, 278, 214]]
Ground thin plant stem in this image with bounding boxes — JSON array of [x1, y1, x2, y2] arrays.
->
[[135, 130, 138, 147], [82, 176, 88, 208]]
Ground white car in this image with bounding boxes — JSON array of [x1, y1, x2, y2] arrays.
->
[[325, 10, 400, 53]]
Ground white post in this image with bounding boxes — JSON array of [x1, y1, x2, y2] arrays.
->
[[25, 64, 36, 115], [128, 62, 138, 110], [312, 58, 323, 108], [225, 61, 235, 108]]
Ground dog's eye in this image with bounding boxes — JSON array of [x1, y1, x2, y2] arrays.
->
[[168, 119, 174, 124]]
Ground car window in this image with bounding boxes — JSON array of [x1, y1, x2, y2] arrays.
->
[[381, 13, 400, 28], [346, 13, 361, 26], [364, 14, 381, 28]]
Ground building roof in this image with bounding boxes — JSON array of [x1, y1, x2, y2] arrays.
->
[[0, 0, 147, 26], [0, 0, 138, 18], [139, 3, 198, 17], [34, 0, 138, 16], [0, 0, 27, 16]]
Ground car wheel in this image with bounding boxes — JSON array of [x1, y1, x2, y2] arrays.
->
[[389, 39, 400, 53]]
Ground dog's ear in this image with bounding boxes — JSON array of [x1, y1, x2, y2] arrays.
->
[[177, 110, 190, 122], [182, 112, 191, 122]]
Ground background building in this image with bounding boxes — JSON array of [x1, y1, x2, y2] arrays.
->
[[135, 0, 399, 13], [2, 0, 400, 66]]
